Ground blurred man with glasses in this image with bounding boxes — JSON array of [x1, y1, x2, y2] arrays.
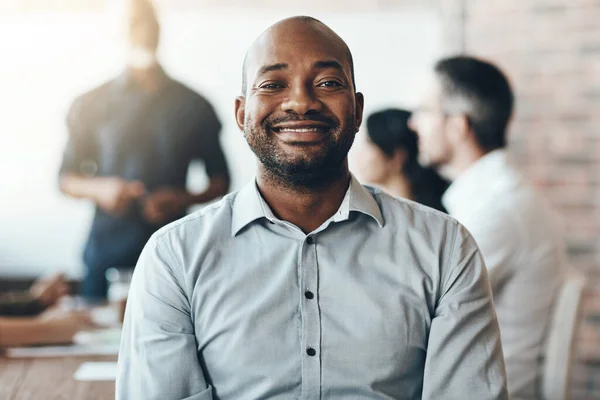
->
[[410, 56, 566, 400]]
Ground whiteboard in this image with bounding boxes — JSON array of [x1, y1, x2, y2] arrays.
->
[[0, 8, 442, 277]]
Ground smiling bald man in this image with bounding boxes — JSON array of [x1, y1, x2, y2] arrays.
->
[[117, 17, 508, 400]]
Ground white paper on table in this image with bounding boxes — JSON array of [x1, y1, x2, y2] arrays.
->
[[74, 361, 118, 381], [4, 327, 122, 358], [73, 328, 122, 346], [4, 343, 120, 358]]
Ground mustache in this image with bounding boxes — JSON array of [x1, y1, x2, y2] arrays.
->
[[264, 114, 340, 129]]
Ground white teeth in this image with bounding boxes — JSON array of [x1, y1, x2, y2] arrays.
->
[[277, 128, 321, 133]]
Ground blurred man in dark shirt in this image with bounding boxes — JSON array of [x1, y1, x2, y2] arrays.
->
[[59, 0, 229, 300]]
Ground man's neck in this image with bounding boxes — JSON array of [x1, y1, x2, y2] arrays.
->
[[256, 165, 351, 234], [440, 143, 486, 182], [129, 64, 162, 93]]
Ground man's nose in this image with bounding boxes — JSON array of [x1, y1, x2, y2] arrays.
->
[[281, 84, 323, 115]]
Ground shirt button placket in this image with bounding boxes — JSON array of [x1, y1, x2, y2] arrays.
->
[[300, 235, 321, 399]]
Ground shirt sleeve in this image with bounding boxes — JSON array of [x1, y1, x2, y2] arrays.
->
[[116, 234, 213, 400], [191, 98, 229, 180], [422, 223, 508, 400], [59, 94, 98, 177]]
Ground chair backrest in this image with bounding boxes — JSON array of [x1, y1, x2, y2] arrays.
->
[[541, 272, 586, 400]]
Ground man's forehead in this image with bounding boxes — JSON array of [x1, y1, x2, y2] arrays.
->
[[421, 72, 443, 103], [245, 20, 351, 77], [250, 43, 347, 69]]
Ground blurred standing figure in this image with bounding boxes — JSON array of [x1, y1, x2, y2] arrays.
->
[[59, 0, 230, 300], [354, 108, 449, 212], [410, 55, 566, 400]]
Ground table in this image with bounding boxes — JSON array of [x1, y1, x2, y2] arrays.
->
[[0, 354, 116, 400]]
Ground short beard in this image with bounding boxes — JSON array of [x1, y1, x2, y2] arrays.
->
[[245, 115, 357, 192]]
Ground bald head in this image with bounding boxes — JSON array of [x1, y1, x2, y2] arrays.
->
[[127, 0, 160, 51], [241, 16, 356, 95]]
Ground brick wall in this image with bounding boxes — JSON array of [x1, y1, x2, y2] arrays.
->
[[446, 0, 600, 398]]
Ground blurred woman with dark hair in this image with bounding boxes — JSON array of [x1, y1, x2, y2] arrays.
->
[[354, 108, 449, 212]]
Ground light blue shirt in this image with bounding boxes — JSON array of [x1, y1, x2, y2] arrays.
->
[[117, 176, 508, 400]]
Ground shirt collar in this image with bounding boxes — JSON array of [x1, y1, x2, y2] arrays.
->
[[442, 149, 510, 216], [231, 174, 384, 237]]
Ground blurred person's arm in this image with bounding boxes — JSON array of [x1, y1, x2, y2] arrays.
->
[[29, 273, 70, 308], [60, 175, 146, 215], [188, 96, 230, 199], [141, 98, 229, 224], [117, 235, 211, 399], [196, 100, 230, 195], [141, 175, 228, 224], [0, 291, 45, 316], [0, 274, 69, 317], [422, 224, 508, 399], [0, 309, 95, 347]]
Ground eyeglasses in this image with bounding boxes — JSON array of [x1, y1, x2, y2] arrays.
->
[[412, 106, 473, 128], [413, 105, 448, 115]]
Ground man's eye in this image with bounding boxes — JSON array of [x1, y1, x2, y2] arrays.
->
[[318, 81, 343, 88], [260, 83, 284, 90]]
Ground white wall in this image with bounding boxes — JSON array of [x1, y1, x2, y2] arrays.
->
[[0, 7, 442, 278]]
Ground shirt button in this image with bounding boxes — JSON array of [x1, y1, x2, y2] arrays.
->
[[306, 236, 314, 245], [305, 290, 314, 299], [306, 347, 317, 356]]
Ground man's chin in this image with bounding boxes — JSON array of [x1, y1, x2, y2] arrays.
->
[[273, 159, 328, 175], [263, 153, 343, 179]]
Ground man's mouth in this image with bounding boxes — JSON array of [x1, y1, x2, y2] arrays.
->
[[270, 121, 332, 144], [271, 121, 330, 132], [272, 127, 325, 133]]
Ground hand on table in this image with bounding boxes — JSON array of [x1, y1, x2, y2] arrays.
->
[[29, 273, 70, 307], [38, 307, 99, 344]]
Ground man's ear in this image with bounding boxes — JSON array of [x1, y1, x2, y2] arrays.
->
[[234, 96, 245, 133], [446, 114, 470, 145], [354, 92, 364, 132]]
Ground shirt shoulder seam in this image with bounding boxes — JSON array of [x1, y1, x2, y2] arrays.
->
[[439, 219, 462, 298], [153, 194, 236, 243]]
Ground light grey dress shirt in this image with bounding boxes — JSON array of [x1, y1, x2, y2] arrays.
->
[[443, 150, 566, 400], [117, 175, 508, 400]]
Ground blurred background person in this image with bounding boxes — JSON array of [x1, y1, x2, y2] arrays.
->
[[0, 274, 70, 316], [58, 0, 230, 301], [410, 55, 566, 400], [354, 108, 449, 212]]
